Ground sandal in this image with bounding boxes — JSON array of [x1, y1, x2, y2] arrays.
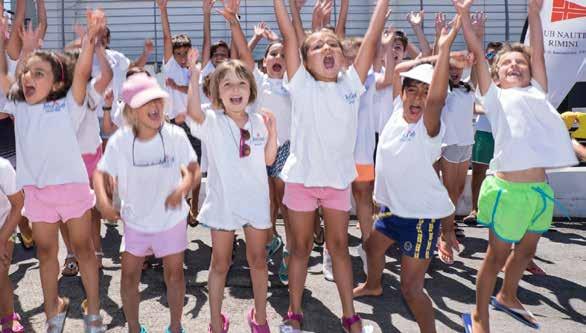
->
[[278, 249, 289, 285], [61, 254, 79, 277], [45, 297, 69, 333], [462, 212, 477, 225], [17, 232, 34, 250], [282, 311, 303, 329], [342, 314, 373, 333], [0, 313, 24, 333], [81, 299, 106, 333], [526, 261, 546, 276], [247, 307, 270, 333], [207, 313, 229, 333]]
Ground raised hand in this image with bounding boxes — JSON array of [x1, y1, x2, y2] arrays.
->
[[528, 0, 544, 13], [203, 0, 216, 15], [407, 10, 424, 27], [261, 109, 277, 139], [437, 15, 461, 50], [452, 0, 474, 14], [144, 39, 154, 54], [103, 88, 113, 108], [156, 0, 168, 9], [254, 21, 268, 38], [86, 9, 106, 43], [381, 26, 395, 49], [187, 47, 200, 77], [216, 0, 240, 23], [292, 0, 308, 12], [470, 11, 487, 38], [20, 21, 42, 53], [435, 12, 447, 36], [0, 12, 8, 41], [263, 26, 279, 41]]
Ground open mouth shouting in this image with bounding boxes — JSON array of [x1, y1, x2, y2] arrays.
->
[[323, 55, 336, 70], [229, 96, 244, 105], [271, 63, 283, 73]]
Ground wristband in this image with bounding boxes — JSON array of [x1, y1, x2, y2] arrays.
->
[[102, 106, 112, 111]]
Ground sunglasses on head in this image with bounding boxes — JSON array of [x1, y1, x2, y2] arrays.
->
[[486, 51, 496, 60], [239, 128, 251, 158]]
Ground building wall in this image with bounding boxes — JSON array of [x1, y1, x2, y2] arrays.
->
[[12, 1, 528, 65]]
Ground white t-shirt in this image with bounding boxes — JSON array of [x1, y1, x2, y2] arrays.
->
[[0, 158, 18, 228], [373, 70, 395, 133], [0, 57, 19, 111], [4, 91, 89, 188], [374, 97, 454, 219], [188, 109, 270, 230], [354, 72, 377, 165], [199, 62, 216, 107], [163, 57, 190, 119], [92, 49, 130, 118], [480, 81, 578, 172], [281, 65, 366, 189], [475, 114, 492, 133], [97, 123, 197, 233], [441, 87, 476, 146], [76, 79, 103, 154], [253, 67, 291, 145]]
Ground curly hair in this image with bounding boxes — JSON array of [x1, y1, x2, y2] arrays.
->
[[491, 42, 532, 81]]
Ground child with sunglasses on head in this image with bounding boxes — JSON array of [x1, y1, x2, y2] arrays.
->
[[273, 0, 387, 331], [187, 3, 277, 331], [454, 0, 579, 332], [0, 157, 24, 333], [94, 71, 199, 333], [0, 9, 106, 333]]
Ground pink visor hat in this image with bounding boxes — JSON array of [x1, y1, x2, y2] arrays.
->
[[121, 73, 169, 109]]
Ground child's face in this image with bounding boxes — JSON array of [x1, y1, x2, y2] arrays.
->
[[173, 46, 190, 68], [495, 51, 531, 89], [133, 99, 165, 132], [449, 65, 464, 84], [263, 43, 286, 79], [218, 70, 251, 113], [305, 32, 345, 82], [211, 46, 230, 67], [391, 41, 406, 61], [401, 81, 429, 124], [21, 56, 59, 105]]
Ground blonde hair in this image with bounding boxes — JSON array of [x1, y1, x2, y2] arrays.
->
[[209, 60, 257, 110], [491, 42, 532, 81]]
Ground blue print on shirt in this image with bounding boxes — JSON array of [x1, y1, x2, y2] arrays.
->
[[344, 92, 358, 105], [43, 101, 65, 113], [400, 129, 416, 142]]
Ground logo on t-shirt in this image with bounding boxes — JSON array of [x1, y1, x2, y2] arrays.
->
[[344, 92, 358, 105], [252, 132, 266, 146], [400, 129, 416, 142], [43, 101, 65, 113]]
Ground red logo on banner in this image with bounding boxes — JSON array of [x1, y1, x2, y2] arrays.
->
[[551, 0, 586, 22]]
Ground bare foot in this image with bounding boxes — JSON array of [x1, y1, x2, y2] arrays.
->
[[495, 293, 538, 326], [353, 283, 383, 298]]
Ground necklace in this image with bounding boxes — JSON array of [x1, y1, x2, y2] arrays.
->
[[222, 112, 252, 153]]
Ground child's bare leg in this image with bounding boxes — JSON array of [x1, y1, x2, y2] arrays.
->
[[32, 222, 62, 319], [353, 230, 394, 297], [121, 252, 145, 333], [243, 226, 271, 324], [400, 256, 436, 333], [208, 230, 235, 333], [162, 252, 185, 332]]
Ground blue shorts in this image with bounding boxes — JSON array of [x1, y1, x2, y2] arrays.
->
[[267, 141, 290, 178], [374, 207, 440, 259]]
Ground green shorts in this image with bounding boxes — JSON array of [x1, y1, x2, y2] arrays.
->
[[471, 131, 494, 165], [477, 176, 554, 243]]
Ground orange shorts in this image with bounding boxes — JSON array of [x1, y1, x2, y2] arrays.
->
[[355, 164, 375, 182]]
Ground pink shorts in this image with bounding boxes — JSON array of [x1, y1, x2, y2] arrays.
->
[[121, 220, 188, 258], [283, 182, 351, 212], [23, 183, 95, 223], [82, 146, 103, 186]]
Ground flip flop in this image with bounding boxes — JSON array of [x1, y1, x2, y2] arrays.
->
[[461, 313, 473, 333], [462, 213, 477, 225], [526, 263, 546, 276], [490, 296, 540, 329], [45, 297, 69, 333]]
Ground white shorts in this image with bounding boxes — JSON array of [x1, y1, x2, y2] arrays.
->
[[442, 144, 473, 163]]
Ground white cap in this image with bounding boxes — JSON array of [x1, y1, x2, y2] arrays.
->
[[400, 63, 434, 85]]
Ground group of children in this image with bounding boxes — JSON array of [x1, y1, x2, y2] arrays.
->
[[0, 0, 584, 332]]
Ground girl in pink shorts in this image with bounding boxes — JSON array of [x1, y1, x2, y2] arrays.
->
[[0, 10, 106, 333], [94, 72, 199, 333], [273, 0, 388, 331]]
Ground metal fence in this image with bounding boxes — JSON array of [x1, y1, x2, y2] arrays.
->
[[5, 1, 529, 67]]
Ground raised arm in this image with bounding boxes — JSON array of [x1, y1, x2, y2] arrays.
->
[[186, 48, 205, 124], [528, 0, 547, 90], [376, 28, 399, 90], [202, 0, 214, 66], [72, 10, 102, 106], [157, 0, 173, 63], [93, 43, 113, 95], [407, 10, 432, 57], [37, 0, 47, 42], [425, 15, 461, 138], [469, 11, 486, 89], [129, 39, 154, 69], [335, 0, 349, 38], [454, 0, 491, 95], [0, 15, 11, 96], [290, 0, 308, 46], [274, 0, 301, 79], [354, 0, 389, 83], [217, 0, 254, 70], [6, 0, 25, 61], [249, 22, 266, 53]]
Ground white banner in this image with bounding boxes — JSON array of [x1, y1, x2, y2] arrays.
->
[[525, 0, 586, 108]]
